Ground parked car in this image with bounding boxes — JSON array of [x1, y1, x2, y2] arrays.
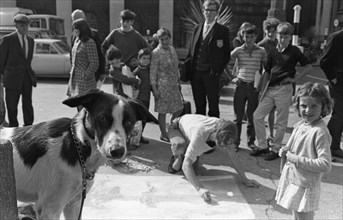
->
[[0, 26, 58, 40], [32, 39, 71, 78]]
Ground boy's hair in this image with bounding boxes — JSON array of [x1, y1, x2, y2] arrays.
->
[[277, 22, 294, 35], [120, 9, 136, 21], [215, 120, 237, 148], [236, 22, 252, 38], [294, 82, 333, 118], [106, 45, 122, 61], [203, 0, 220, 11], [138, 48, 151, 59], [242, 24, 257, 36], [263, 18, 281, 31]]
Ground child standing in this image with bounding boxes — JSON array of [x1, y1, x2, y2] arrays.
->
[[257, 17, 281, 148], [276, 82, 333, 220], [106, 46, 140, 98], [230, 24, 267, 151], [132, 48, 152, 144]]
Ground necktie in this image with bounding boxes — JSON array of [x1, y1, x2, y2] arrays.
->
[[22, 35, 26, 57], [203, 25, 210, 38]]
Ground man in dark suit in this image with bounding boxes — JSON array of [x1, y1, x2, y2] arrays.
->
[[186, 0, 230, 118], [71, 9, 105, 85], [320, 29, 343, 158], [0, 14, 37, 127]]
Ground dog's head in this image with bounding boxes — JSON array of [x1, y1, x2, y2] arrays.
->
[[62, 89, 158, 163]]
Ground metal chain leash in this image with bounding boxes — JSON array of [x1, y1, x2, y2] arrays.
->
[[70, 122, 96, 220]]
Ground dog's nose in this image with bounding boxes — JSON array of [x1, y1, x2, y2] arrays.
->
[[110, 146, 125, 159]]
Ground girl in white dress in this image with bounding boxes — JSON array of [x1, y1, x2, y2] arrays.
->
[[276, 82, 333, 220]]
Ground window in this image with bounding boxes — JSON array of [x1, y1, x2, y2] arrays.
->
[[36, 43, 51, 54]]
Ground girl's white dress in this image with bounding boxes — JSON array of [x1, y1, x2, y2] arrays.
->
[[275, 119, 332, 212]]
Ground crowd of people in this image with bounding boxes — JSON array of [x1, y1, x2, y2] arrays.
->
[[0, 0, 342, 219]]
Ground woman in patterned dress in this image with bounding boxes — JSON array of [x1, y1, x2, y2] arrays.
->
[[67, 18, 99, 109], [150, 27, 183, 142]]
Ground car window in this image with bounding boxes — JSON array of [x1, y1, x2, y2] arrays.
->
[[36, 43, 51, 54], [54, 41, 70, 53], [50, 45, 58, 54]]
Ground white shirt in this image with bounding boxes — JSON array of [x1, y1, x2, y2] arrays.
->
[[202, 21, 215, 39], [17, 31, 28, 58]]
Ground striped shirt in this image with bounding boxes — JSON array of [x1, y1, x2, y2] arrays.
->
[[231, 44, 267, 83]]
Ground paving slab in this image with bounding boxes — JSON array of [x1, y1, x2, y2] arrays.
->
[[65, 174, 255, 219]]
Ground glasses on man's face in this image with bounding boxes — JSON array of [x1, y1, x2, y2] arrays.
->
[[203, 8, 218, 13]]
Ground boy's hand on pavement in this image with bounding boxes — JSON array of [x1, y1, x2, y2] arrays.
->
[[198, 188, 211, 203], [243, 179, 259, 188]]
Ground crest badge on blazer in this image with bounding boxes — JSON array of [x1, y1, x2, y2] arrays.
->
[[216, 39, 223, 48]]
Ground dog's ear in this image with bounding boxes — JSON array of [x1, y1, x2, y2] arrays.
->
[[127, 99, 159, 124], [63, 89, 103, 109]]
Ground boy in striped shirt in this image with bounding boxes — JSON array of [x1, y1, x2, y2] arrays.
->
[[231, 24, 267, 151]]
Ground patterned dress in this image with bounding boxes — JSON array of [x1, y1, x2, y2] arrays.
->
[[276, 119, 332, 212], [150, 45, 183, 114], [67, 38, 99, 97]]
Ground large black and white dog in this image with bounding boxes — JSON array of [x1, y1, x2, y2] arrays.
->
[[0, 89, 158, 219]]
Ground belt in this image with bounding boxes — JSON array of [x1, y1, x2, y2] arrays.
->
[[269, 81, 292, 87], [238, 79, 254, 86]]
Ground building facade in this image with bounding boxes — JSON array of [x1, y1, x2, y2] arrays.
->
[[1, 0, 342, 48]]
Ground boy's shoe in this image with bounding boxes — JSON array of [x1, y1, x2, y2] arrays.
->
[[140, 136, 149, 144], [249, 147, 269, 156], [248, 143, 258, 151], [267, 137, 274, 147], [168, 156, 178, 174], [264, 151, 279, 161], [127, 143, 138, 151], [160, 135, 170, 142]]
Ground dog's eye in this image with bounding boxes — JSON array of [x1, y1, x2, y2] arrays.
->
[[98, 114, 109, 124]]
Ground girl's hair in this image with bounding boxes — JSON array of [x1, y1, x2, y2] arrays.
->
[[263, 17, 281, 31], [138, 48, 151, 59], [156, 27, 171, 39], [106, 45, 122, 61], [294, 82, 333, 118], [72, 18, 92, 42], [215, 119, 237, 148]]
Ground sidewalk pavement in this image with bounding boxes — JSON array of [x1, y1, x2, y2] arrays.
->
[[14, 77, 343, 219]]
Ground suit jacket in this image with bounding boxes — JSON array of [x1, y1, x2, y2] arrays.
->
[[0, 32, 37, 89], [320, 30, 343, 84], [187, 22, 231, 79], [71, 28, 105, 80]]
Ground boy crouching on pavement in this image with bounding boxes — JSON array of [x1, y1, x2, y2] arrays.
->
[[167, 114, 259, 203]]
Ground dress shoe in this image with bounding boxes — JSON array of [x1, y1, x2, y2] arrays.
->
[[234, 144, 239, 152], [249, 147, 269, 156], [140, 136, 149, 144], [264, 151, 279, 161], [332, 149, 343, 158]]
